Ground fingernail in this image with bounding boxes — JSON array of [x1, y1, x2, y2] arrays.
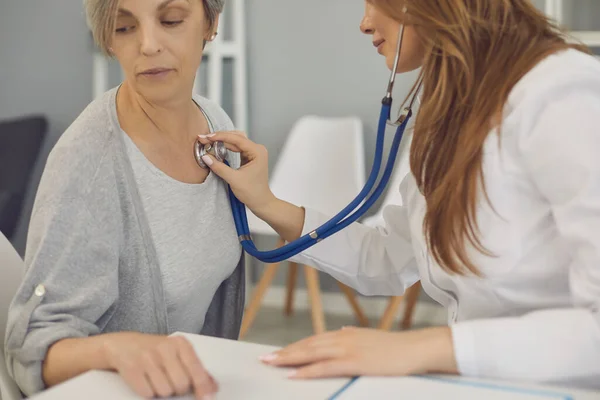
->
[[259, 353, 278, 362], [288, 369, 297, 378], [198, 134, 208, 139], [202, 395, 215, 400], [207, 133, 216, 137], [201, 155, 213, 166]]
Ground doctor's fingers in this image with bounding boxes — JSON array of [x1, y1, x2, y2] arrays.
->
[[266, 345, 346, 368], [292, 359, 360, 380], [262, 335, 346, 367], [204, 131, 264, 156], [197, 131, 243, 153]]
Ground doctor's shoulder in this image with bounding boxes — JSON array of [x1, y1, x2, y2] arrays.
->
[[505, 49, 600, 126]]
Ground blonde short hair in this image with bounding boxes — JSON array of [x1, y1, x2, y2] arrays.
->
[[84, 0, 224, 56]]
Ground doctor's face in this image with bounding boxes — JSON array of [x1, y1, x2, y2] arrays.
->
[[360, 2, 424, 73]]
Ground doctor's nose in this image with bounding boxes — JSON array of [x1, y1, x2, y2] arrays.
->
[[360, 3, 375, 35], [360, 15, 375, 35]]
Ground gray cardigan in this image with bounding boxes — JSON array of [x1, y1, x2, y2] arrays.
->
[[4, 88, 245, 396]]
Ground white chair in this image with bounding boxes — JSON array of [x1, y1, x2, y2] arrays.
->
[[240, 115, 370, 338], [0, 232, 24, 400], [361, 138, 421, 331]]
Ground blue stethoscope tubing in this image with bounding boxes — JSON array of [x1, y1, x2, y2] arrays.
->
[[228, 106, 411, 264], [228, 15, 422, 263]]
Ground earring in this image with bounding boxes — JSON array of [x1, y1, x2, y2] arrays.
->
[[209, 32, 218, 41]]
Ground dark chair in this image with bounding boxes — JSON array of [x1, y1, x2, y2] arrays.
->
[[0, 115, 47, 240]]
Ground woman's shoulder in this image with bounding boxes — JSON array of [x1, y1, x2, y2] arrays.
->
[[40, 88, 121, 202], [56, 88, 118, 152]]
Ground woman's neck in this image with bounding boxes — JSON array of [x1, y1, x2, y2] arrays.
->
[[117, 81, 204, 145]]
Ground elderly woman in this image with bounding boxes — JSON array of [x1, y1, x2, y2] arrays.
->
[[4, 0, 243, 398]]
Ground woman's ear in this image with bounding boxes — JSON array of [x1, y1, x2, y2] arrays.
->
[[203, 20, 219, 49], [205, 14, 220, 42], [202, 14, 220, 49], [212, 14, 220, 38]]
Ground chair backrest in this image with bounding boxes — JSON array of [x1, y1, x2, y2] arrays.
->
[[269, 115, 366, 216], [0, 115, 47, 240], [0, 232, 25, 400]]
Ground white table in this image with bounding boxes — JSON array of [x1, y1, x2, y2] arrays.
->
[[29, 333, 350, 400], [30, 333, 600, 400], [337, 376, 600, 400]]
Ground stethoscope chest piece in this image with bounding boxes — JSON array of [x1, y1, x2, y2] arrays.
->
[[194, 140, 228, 169]]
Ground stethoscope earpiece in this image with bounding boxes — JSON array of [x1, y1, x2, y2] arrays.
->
[[194, 140, 228, 169]]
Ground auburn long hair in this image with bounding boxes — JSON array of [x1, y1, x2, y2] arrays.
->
[[371, 0, 588, 275]]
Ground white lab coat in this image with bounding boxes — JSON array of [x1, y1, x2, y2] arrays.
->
[[289, 49, 600, 389]]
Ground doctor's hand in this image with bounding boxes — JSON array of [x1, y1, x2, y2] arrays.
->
[[259, 327, 458, 379], [197, 131, 276, 213]]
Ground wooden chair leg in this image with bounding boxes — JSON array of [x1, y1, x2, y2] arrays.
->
[[304, 266, 326, 334], [239, 238, 285, 339], [400, 282, 421, 330], [378, 296, 404, 331], [336, 282, 369, 327], [284, 262, 299, 316]]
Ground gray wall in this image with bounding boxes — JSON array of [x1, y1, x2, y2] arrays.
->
[[245, 0, 419, 170], [0, 0, 93, 254]]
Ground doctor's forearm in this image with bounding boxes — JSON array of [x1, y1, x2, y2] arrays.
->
[[252, 198, 306, 243]]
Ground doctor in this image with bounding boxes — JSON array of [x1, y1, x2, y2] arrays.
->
[[198, 0, 600, 388]]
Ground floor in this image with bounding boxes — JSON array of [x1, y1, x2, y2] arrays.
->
[[242, 304, 447, 348]]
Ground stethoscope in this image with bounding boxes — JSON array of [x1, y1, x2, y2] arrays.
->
[[194, 18, 422, 263]]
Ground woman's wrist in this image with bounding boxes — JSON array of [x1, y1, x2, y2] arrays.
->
[[99, 333, 121, 371], [99, 332, 144, 371], [42, 334, 121, 388]]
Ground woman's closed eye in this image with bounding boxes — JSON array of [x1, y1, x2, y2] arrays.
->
[[162, 20, 184, 27], [114, 19, 185, 34], [161, 9, 187, 27]]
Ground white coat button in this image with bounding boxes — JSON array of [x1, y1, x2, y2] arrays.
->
[[34, 284, 46, 297]]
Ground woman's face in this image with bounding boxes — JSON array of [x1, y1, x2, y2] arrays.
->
[[110, 0, 216, 104], [360, 2, 424, 73]]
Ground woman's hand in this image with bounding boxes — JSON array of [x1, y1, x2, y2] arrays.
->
[[198, 132, 276, 214], [259, 326, 458, 379], [102, 333, 217, 399]]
